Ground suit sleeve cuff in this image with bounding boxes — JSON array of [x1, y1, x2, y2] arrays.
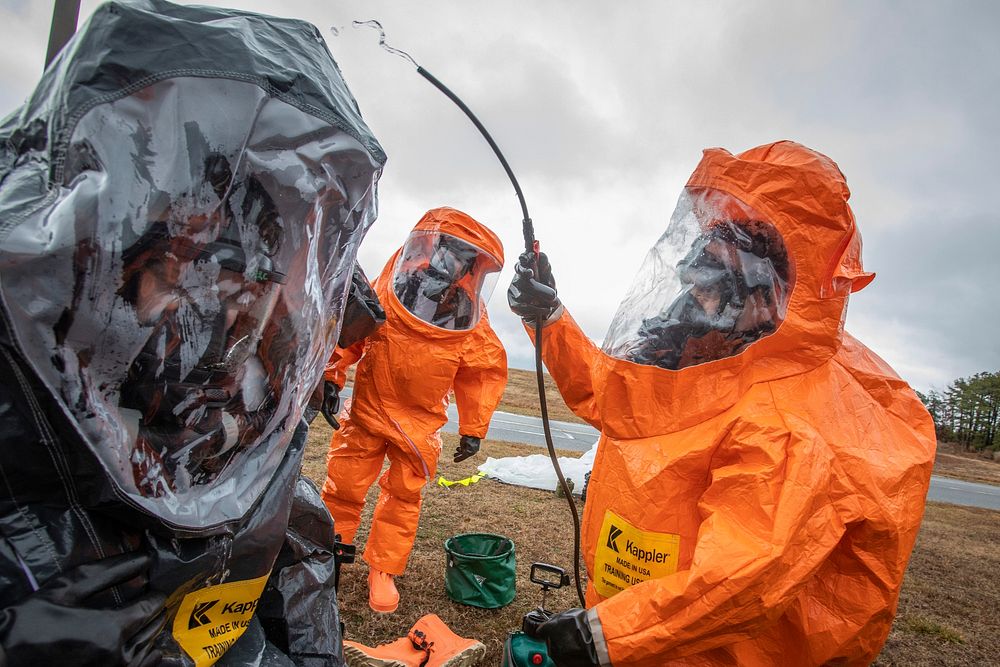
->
[[587, 606, 611, 665], [521, 304, 565, 332], [543, 304, 565, 326]]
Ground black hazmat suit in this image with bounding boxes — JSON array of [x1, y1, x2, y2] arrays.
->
[[0, 2, 385, 665]]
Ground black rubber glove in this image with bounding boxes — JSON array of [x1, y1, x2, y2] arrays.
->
[[338, 262, 386, 349], [320, 381, 342, 430], [507, 251, 561, 323], [531, 607, 599, 667], [453, 435, 481, 463], [0, 552, 166, 667]]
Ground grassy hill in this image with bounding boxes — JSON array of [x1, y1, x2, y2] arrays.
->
[[495, 367, 585, 424]]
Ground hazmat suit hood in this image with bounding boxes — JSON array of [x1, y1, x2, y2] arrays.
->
[[386, 207, 505, 334], [528, 142, 933, 665], [321, 207, 507, 575], [589, 141, 874, 438], [0, 0, 385, 531]]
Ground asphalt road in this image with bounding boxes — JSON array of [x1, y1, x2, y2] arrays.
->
[[445, 405, 1000, 511], [440, 404, 599, 452], [343, 386, 599, 451], [343, 386, 999, 510], [924, 475, 1000, 511]]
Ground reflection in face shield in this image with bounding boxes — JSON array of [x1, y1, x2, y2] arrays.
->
[[419, 237, 479, 301], [0, 71, 383, 528], [393, 232, 500, 331], [626, 220, 791, 370], [117, 158, 292, 494]]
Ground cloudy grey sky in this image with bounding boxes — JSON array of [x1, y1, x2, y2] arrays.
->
[[1, 0, 997, 393]]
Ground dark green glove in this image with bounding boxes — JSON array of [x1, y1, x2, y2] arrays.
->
[[507, 251, 561, 323], [0, 552, 166, 667], [453, 435, 481, 463]]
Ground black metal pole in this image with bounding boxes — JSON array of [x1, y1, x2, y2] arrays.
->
[[45, 0, 81, 69]]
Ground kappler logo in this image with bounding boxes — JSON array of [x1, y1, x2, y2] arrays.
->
[[606, 525, 622, 552], [188, 600, 218, 629]]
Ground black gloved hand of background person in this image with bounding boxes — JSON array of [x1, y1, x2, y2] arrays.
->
[[0, 552, 166, 667], [529, 607, 600, 667], [453, 435, 481, 463], [507, 251, 561, 323], [320, 381, 342, 430]]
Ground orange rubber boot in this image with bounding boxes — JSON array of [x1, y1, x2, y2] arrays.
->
[[409, 614, 486, 667], [343, 637, 425, 667], [368, 568, 400, 613]]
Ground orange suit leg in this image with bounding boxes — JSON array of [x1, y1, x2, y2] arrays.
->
[[321, 415, 387, 544], [363, 431, 442, 575]]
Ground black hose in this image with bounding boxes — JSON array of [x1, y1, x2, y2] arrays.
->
[[535, 319, 587, 607], [417, 67, 534, 254], [416, 65, 586, 607]]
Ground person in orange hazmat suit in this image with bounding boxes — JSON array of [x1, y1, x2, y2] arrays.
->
[[322, 207, 508, 613], [507, 141, 936, 666]]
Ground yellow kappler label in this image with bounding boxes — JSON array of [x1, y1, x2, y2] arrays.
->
[[172, 574, 269, 666], [593, 510, 680, 598]]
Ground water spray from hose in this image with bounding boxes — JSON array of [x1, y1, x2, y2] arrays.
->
[[350, 21, 419, 68], [348, 20, 535, 253], [344, 20, 586, 607]]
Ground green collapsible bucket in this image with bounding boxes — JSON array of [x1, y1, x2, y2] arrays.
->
[[444, 533, 516, 608]]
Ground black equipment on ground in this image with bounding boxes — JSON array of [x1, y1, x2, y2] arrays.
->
[[500, 562, 572, 667]]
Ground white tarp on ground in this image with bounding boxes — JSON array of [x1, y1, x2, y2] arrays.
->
[[478, 443, 598, 495]]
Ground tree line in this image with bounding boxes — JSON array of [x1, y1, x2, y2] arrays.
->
[[917, 371, 1000, 450]]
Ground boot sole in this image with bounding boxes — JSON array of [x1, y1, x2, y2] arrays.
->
[[439, 641, 487, 667], [342, 643, 408, 667], [368, 594, 399, 613]]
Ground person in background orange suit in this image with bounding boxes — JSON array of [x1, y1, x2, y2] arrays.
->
[[508, 141, 936, 666], [321, 207, 507, 613]]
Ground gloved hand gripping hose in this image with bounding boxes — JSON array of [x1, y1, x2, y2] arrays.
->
[[369, 34, 585, 606]]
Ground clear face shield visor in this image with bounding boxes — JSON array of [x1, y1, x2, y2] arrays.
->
[[392, 231, 502, 330], [603, 188, 794, 370], [120, 222, 289, 487], [0, 76, 381, 528]]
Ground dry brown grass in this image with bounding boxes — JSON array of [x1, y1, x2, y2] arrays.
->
[[495, 368, 586, 425], [873, 501, 1000, 666], [932, 442, 1000, 486], [304, 425, 584, 664]]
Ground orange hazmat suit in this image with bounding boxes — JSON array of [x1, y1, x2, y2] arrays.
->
[[530, 142, 935, 665], [322, 207, 507, 575]]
